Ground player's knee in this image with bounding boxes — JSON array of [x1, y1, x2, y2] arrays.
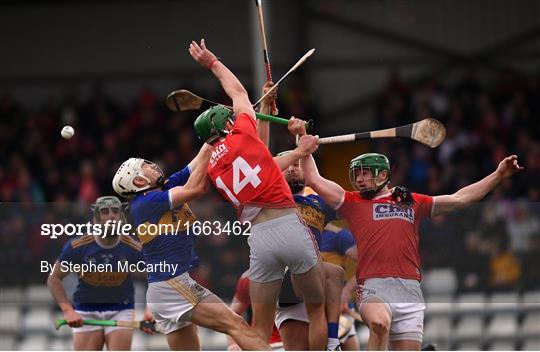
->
[[305, 302, 326, 317], [325, 263, 345, 281], [370, 315, 391, 336]]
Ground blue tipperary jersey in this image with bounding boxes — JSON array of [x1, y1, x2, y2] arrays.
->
[[320, 228, 357, 281], [320, 229, 356, 256], [58, 235, 143, 311], [130, 165, 198, 283], [294, 188, 337, 246]]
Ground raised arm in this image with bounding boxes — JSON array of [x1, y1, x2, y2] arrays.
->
[[189, 39, 254, 119], [273, 117, 309, 170], [169, 144, 213, 208], [301, 152, 346, 210], [188, 141, 216, 170], [257, 81, 277, 146], [432, 155, 523, 216], [274, 132, 318, 171]]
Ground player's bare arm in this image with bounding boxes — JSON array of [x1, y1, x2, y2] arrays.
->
[[47, 261, 83, 327], [432, 155, 523, 216], [301, 152, 346, 210], [168, 144, 213, 208], [188, 141, 215, 170], [189, 39, 254, 118], [274, 132, 317, 171], [257, 81, 277, 146], [273, 117, 309, 170]]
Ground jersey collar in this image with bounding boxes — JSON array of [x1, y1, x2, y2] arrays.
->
[[373, 191, 392, 200]]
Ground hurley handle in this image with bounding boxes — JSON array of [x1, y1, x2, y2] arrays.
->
[[55, 319, 116, 330], [255, 113, 312, 130]]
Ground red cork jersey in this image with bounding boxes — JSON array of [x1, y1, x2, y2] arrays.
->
[[337, 191, 433, 282], [207, 113, 295, 219]]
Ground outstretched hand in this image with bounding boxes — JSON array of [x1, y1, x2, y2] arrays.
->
[[189, 39, 218, 69], [496, 155, 524, 179]]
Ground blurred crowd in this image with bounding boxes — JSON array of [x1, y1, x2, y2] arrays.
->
[[1, 67, 539, 298]]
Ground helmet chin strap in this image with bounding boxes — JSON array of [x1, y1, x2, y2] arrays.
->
[[155, 174, 165, 187], [289, 182, 305, 194]]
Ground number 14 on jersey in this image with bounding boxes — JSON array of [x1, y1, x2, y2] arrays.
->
[[215, 157, 262, 206]]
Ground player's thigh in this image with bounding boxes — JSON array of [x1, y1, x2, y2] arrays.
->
[[147, 272, 212, 335], [190, 293, 246, 333], [290, 259, 325, 304], [250, 278, 282, 304], [166, 324, 200, 351], [278, 320, 310, 351], [388, 303, 424, 349], [104, 328, 133, 351], [359, 298, 392, 332], [391, 339, 422, 351], [250, 279, 282, 332], [72, 330, 105, 351]]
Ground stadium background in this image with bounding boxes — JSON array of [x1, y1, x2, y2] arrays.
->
[[1, 0, 539, 350]]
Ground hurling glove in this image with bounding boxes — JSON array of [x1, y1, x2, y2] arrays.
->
[[392, 186, 414, 207]]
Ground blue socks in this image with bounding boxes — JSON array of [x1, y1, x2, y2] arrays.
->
[[328, 322, 339, 339]]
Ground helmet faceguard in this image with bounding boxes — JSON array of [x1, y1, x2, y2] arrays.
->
[[194, 105, 234, 144], [112, 158, 164, 198], [91, 196, 127, 239], [349, 153, 391, 199]]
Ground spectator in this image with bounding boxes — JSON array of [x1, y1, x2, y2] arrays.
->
[[489, 236, 522, 291], [455, 231, 490, 292]]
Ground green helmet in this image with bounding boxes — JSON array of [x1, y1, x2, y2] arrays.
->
[[194, 105, 233, 143], [349, 153, 391, 199]]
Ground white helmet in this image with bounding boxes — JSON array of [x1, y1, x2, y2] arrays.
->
[[112, 158, 162, 198]]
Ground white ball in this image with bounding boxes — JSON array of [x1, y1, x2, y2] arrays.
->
[[61, 125, 75, 139]]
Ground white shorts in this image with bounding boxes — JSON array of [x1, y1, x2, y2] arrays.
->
[[248, 213, 319, 283], [275, 303, 356, 343], [72, 309, 134, 335], [270, 341, 285, 351], [146, 272, 212, 334], [358, 278, 425, 342], [275, 302, 309, 330]]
